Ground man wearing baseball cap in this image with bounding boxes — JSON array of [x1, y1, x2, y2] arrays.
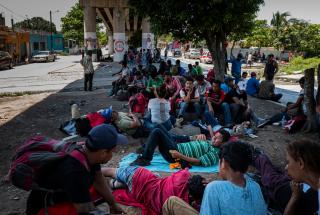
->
[[26, 124, 122, 215]]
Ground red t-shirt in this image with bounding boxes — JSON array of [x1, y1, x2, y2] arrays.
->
[[206, 90, 225, 103], [131, 168, 190, 214], [86, 112, 106, 128]]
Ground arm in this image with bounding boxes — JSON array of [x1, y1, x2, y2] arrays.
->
[[173, 79, 182, 98], [283, 182, 303, 215], [286, 96, 304, 111], [93, 171, 121, 213], [170, 150, 201, 166], [128, 113, 141, 128]]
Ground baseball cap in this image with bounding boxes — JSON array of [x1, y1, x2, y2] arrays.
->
[[251, 72, 257, 77], [98, 106, 113, 122], [86, 124, 126, 150]]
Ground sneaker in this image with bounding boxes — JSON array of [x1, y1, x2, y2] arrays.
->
[[175, 118, 184, 128], [130, 156, 151, 166]]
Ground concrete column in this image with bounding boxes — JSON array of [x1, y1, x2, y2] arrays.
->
[[83, 0, 97, 61], [141, 18, 154, 52], [113, 7, 126, 62], [107, 30, 113, 55]]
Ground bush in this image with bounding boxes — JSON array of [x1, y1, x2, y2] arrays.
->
[[281, 56, 320, 74]]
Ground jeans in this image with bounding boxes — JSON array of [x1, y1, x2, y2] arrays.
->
[[115, 166, 139, 192], [205, 102, 232, 125], [178, 102, 201, 118], [142, 124, 190, 163], [143, 113, 175, 131], [266, 112, 291, 125], [253, 154, 291, 212], [270, 93, 283, 102], [84, 73, 93, 91]]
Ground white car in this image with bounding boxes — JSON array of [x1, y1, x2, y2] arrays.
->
[[184, 49, 201, 59], [32, 51, 55, 62]]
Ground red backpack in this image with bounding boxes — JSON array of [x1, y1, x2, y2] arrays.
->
[[8, 135, 89, 191], [129, 93, 148, 116]]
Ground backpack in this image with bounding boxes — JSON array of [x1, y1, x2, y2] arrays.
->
[[129, 93, 147, 116], [8, 135, 89, 191]]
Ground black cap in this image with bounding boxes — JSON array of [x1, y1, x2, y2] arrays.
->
[[86, 124, 118, 150]]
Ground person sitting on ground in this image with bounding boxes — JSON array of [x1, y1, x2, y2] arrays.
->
[[205, 80, 232, 126], [258, 77, 306, 129], [146, 69, 164, 97], [187, 63, 198, 78], [200, 141, 267, 215], [237, 71, 248, 93], [171, 59, 186, 76], [206, 67, 215, 84], [221, 76, 233, 94], [109, 61, 130, 96], [177, 76, 201, 124], [258, 79, 282, 102], [194, 61, 203, 76], [163, 71, 182, 113], [246, 72, 260, 97], [158, 60, 168, 76], [144, 85, 173, 131], [127, 71, 147, 97], [25, 124, 123, 215], [102, 167, 206, 215], [130, 123, 231, 167], [167, 59, 172, 72], [264, 54, 278, 81], [252, 139, 319, 214], [194, 75, 212, 105]]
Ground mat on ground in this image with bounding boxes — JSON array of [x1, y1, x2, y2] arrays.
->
[[119, 152, 219, 173]]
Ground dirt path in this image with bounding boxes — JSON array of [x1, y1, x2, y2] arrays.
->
[[0, 89, 317, 214]]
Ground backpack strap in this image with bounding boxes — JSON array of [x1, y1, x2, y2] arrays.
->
[[69, 150, 90, 172]]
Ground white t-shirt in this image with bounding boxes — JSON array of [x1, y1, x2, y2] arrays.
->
[[180, 88, 200, 99], [148, 98, 171, 124], [121, 67, 130, 77], [237, 79, 248, 91], [299, 89, 307, 114]]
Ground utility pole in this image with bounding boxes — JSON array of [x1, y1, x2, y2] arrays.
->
[[50, 10, 53, 51]]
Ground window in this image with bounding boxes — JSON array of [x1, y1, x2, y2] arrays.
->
[[33, 42, 39, 51], [40, 42, 46, 51]]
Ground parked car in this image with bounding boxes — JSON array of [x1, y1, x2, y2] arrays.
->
[[0, 51, 13, 69], [200, 51, 213, 64], [173, 48, 182, 57], [32, 51, 55, 62], [184, 49, 201, 59]]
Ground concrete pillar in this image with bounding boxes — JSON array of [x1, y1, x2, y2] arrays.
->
[[107, 30, 113, 55], [141, 18, 154, 53], [83, 0, 97, 61], [113, 7, 126, 62]]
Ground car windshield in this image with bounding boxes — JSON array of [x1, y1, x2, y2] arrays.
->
[[38, 51, 49, 55]]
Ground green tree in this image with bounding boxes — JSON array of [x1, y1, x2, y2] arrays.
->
[[61, 3, 84, 44], [128, 0, 264, 81], [14, 17, 56, 33], [242, 20, 272, 48]]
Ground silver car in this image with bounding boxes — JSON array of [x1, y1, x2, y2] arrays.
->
[[184, 49, 201, 59], [32, 51, 55, 62]]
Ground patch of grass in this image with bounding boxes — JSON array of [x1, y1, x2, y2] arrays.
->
[[281, 56, 320, 74], [0, 91, 49, 98]]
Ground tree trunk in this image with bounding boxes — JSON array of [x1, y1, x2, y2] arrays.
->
[[302, 68, 318, 132], [205, 33, 226, 82], [230, 41, 236, 57], [316, 64, 320, 106]]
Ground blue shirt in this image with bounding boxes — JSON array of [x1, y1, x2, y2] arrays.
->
[[231, 59, 242, 74], [221, 83, 230, 94], [246, 77, 260, 96], [200, 176, 267, 215]]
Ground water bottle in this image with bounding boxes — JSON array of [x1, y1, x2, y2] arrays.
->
[[281, 116, 286, 129]]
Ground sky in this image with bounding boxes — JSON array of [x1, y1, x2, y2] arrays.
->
[[0, 0, 320, 31]]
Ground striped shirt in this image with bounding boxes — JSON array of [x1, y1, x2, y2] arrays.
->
[[177, 140, 220, 167]]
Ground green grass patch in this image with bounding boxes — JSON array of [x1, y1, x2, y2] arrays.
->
[[281, 56, 320, 74]]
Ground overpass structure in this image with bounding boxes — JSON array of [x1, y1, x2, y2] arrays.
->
[[80, 0, 153, 62]]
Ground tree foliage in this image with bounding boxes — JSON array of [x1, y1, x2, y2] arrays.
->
[[14, 17, 56, 33], [61, 3, 84, 44], [242, 20, 272, 48], [128, 0, 264, 81]]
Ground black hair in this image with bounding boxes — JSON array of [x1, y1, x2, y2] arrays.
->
[[212, 79, 221, 86], [75, 117, 92, 137], [188, 64, 193, 69], [176, 59, 180, 65], [164, 71, 172, 76], [219, 129, 231, 142], [196, 75, 205, 81], [185, 76, 194, 82], [157, 85, 167, 98], [219, 141, 253, 173], [87, 50, 93, 56], [195, 61, 199, 65], [188, 175, 206, 201], [242, 71, 248, 75], [122, 61, 127, 67]]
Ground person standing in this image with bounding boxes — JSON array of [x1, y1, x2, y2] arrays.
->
[[264, 54, 279, 81], [230, 54, 243, 84], [80, 50, 94, 91]]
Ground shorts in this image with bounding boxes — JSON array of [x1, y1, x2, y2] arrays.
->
[[115, 166, 139, 192]]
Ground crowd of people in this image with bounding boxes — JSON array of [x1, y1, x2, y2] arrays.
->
[[9, 50, 320, 215]]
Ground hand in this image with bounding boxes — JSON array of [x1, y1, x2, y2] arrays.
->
[[169, 150, 181, 159], [110, 203, 124, 214], [290, 181, 303, 199], [195, 134, 207, 140]]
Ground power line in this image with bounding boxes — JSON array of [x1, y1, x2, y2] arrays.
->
[[0, 2, 25, 20]]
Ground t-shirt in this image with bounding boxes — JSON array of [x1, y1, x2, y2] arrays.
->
[[237, 78, 248, 91], [115, 112, 137, 135], [121, 67, 130, 77], [177, 140, 220, 167], [164, 77, 182, 97], [299, 89, 307, 114], [246, 77, 260, 96], [195, 66, 203, 75], [148, 98, 171, 124], [180, 88, 200, 99], [221, 83, 231, 94], [206, 90, 226, 109], [194, 80, 211, 96], [147, 76, 164, 91], [225, 88, 245, 104], [258, 80, 275, 98], [200, 176, 267, 215], [131, 168, 190, 214], [295, 185, 319, 215], [27, 156, 101, 214], [81, 55, 94, 74], [231, 60, 242, 74]]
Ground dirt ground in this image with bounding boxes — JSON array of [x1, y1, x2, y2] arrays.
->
[[0, 89, 317, 215]]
